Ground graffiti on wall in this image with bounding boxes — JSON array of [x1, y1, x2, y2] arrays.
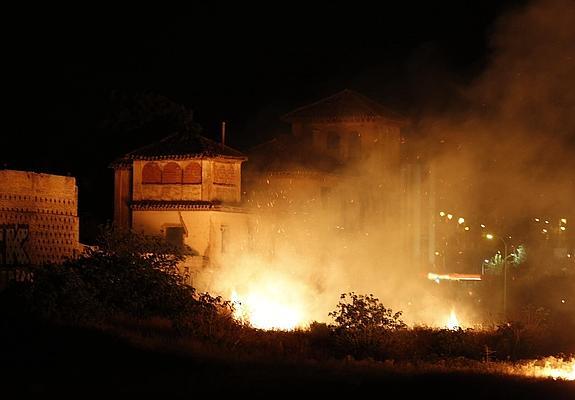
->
[[0, 224, 30, 266]]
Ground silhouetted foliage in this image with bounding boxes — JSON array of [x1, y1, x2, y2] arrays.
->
[[102, 91, 186, 134], [329, 292, 406, 331], [0, 224, 234, 332], [328, 292, 406, 359]]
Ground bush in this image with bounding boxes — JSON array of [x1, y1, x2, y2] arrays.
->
[[0, 224, 235, 333], [72, 224, 191, 320], [328, 292, 406, 359], [329, 292, 406, 331]]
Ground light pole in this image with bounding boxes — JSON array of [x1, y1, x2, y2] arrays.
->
[[485, 233, 509, 320]]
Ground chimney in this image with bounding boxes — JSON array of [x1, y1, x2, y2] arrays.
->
[[221, 121, 226, 146]]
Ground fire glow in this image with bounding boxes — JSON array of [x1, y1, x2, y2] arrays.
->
[[446, 309, 461, 330], [511, 357, 575, 381], [224, 261, 319, 330], [231, 288, 306, 330]]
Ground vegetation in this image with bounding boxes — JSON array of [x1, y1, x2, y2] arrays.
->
[[0, 226, 573, 378], [0, 224, 232, 334], [327, 292, 406, 359]]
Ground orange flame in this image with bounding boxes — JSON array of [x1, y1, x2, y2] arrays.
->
[[231, 286, 307, 330], [515, 357, 575, 381], [446, 309, 460, 330]]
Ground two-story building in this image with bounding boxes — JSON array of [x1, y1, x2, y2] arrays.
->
[[111, 118, 249, 277]]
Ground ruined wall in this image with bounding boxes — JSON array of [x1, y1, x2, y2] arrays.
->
[[0, 170, 80, 267]]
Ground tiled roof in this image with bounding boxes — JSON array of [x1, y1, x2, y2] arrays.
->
[[110, 121, 245, 168], [246, 134, 343, 174], [282, 89, 407, 123], [131, 200, 246, 212]]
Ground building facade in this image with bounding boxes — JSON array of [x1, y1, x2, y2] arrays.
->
[[245, 89, 408, 221], [243, 90, 434, 272], [111, 120, 250, 276]]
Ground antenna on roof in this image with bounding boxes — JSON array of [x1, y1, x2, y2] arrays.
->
[[221, 121, 226, 146]]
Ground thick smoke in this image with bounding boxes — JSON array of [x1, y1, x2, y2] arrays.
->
[[197, 0, 575, 329], [414, 0, 575, 323], [421, 0, 575, 221]]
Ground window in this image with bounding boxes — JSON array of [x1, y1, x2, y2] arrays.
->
[[142, 162, 162, 184], [214, 162, 236, 185], [162, 162, 182, 184], [220, 224, 229, 253], [166, 227, 185, 248], [327, 132, 340, 151], [183, 162, 202, 184]]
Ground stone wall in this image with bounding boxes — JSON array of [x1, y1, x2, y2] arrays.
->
[[0, 170, 80, 266]]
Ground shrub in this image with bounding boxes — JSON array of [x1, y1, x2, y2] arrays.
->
[[329, 292, 406, 331], [0, 224, 236, 334], [328, 292, 406, 360]]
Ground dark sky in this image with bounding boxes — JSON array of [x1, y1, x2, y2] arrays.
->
[[4, 1, 527, 240]]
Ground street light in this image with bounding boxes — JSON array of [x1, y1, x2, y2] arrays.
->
[[485, 233, 509, 320]]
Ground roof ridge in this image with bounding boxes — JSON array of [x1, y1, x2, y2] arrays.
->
[[197, 135, 246, 156], [124, 131, 180, 158], [247, 137, 279, 153], [281, 89, 352, 121], [281, 89, 407, 123], [110, 131, 246, 168]]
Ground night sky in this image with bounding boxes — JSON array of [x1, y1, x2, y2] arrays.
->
[[5, 1, 527, 241]]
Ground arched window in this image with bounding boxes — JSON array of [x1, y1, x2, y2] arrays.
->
[[183, 162, 202, 184], [162, 162, 182, 184], [142, 162, 162, 184]]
